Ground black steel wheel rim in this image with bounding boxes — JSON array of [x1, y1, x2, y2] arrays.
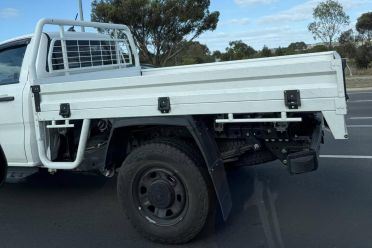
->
[[133, 166, 188, 226]]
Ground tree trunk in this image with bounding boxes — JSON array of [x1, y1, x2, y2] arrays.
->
[[328, 37, 333, 49]]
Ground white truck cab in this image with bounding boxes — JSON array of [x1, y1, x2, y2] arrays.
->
[[0, 37, 32, 166], [0, 18, 349, 244]]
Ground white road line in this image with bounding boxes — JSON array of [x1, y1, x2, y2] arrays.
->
[[320, 155, 372, 159], [347, 125, 372, 128], [349, 117, 372, 120], [348, 91, 372, 95], [349, 100, 372, 103]]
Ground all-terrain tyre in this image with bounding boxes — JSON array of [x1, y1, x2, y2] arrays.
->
[[117, 140, 212, 244]]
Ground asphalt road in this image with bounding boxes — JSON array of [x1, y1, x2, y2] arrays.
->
[[1, 91, 372, 248]]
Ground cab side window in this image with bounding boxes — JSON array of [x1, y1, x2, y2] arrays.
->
[[0, 45, 27, 86]]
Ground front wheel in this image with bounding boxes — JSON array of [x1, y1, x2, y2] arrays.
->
[[117, 141, 212, 244]]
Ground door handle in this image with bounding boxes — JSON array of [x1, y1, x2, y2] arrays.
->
[[0, 96, 15, 102]]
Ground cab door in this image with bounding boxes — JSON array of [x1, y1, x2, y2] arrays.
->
[[0, 39, 30, 167]]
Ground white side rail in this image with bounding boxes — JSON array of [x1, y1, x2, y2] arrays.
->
[[34, 119, 91, 170], [29, 18, 140, 83], [29, 18, 139, 169]]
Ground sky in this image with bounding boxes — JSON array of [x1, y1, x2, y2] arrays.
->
[[0, 0, 371, 51]]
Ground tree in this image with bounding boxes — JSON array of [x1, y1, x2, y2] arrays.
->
[[171, 41, 213, 65], [355, 45, 372, 69], [212, 50, 222, 60], [91, 0, 219, 66], [274, 47, 285, 56], [339, 29, 355, 44], [223, 40, 256, 61], [308, 44, 329, 53], [261, 45, 272, 57], [356, 12, 372, 44], [308, 0, 350, 48], [337, 29, 356, 58], [288, 42, 307, 51]]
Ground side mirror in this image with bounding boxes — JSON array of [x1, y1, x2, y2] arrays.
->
[[0, 149, 7, 187]]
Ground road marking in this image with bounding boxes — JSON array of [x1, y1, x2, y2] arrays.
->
[[348, 91, 372, 95], [349, 117, 372, 120], [347, 125, 372, 128], [349, 100, 372, 103], [320, 155, 372, 159]]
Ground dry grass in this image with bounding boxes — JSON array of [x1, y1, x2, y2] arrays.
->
[[345, 60, 372, 76], [349, 67, 372, 76], [344, 65, 372, 88], [346, 76, 372, 89]]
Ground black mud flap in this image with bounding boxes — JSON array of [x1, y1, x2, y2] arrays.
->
[[288, 119, 322, 175], [188, 119, 232, 220], [288, 150, 318, 175]]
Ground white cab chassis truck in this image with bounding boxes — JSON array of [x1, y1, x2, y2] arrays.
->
[[0, 19, 348, 243]]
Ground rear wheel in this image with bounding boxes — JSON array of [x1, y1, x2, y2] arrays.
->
[[117, 140, 212, 244]]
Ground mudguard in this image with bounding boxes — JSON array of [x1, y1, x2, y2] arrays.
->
[[112, 116, 232, 220]]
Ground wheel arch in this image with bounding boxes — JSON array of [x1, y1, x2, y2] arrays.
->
[[108, 116, 232, 220]]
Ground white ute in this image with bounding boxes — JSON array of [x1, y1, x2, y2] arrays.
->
[[0, 19, 348, 243]]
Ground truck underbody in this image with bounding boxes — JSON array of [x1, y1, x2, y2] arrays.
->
[[53, 113, 322, 175]]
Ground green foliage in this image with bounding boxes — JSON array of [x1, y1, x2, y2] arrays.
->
[[356, 12, 372, 44], [308, 0, 350, 48], [307, 44, 329, 53], [261, 45, 272, 57], [91, 0, 219, 66], [339, 29, 355, 44], [274, 47, 285, 56], [282, 48, 297, 56], [221, 40, 256, 61], [337, 29, 356, 58], [212, 50, 222, 60], [288, 42, 307, 51], [355, 45, 372, 69], [213, 40, 256, 61], [336, 43, 356, 59], [170, 41, 214, 66]]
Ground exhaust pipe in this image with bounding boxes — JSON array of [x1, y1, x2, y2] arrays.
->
[[0, 148, 7, 187]]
